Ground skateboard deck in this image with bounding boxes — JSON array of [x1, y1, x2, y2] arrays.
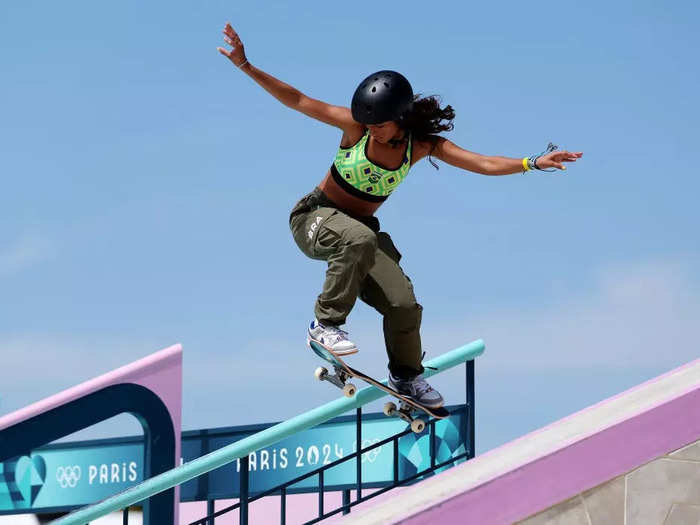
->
[[308, 340, 448, 432]]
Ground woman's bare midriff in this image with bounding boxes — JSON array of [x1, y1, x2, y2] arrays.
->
[[317, 169, 383, 217]]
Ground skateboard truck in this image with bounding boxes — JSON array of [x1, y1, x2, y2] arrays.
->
[[383, 401, 426, 433], [314, 366, 357, 398]]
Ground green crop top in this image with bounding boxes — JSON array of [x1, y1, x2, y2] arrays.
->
[[330, 130, 412, 203]]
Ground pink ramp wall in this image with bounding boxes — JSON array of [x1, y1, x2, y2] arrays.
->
[[332, 358, 700, 524]]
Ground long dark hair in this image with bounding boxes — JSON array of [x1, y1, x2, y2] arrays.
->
[[401, 95, 455, 169]]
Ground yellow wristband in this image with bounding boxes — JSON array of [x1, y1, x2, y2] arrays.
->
[[522, 157, 530, 171]]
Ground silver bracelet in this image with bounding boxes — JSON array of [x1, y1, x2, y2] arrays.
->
[[237, 59, 249, 69]]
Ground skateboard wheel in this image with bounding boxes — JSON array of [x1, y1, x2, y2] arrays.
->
[[383, 402, 397, 416], [343, 383, 357, 397], [314, 367, 328, 381], [410, 419, 426, 434]]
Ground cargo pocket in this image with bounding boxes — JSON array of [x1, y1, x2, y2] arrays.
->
[[377, 231, 402, 264], [291, 207, 340, 261]]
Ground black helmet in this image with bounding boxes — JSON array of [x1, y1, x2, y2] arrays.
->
[[351, 70, 414, 125]]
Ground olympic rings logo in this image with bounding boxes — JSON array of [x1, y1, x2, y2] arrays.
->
[[359, 439, 382, 464], [56, 466, 81, 488]]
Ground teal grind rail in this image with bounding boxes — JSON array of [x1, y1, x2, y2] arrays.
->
[[52, 339, 485, 525]]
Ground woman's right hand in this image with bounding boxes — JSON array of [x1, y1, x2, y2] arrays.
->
[[217, 22, 248, 68]]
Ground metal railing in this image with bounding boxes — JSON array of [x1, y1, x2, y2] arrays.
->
[[190, 399, 473, 525], [52, 339, 484, 525]]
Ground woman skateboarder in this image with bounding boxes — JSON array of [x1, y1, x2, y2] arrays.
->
[[218, 23, 582, 409]]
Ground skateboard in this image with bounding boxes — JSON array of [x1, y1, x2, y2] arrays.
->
[[308, 340, 449, 433]]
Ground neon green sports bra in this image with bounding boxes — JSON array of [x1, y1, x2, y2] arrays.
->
[[329, 131, 412, 203]]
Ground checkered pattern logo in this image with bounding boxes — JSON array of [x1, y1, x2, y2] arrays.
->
[[333, 132, 411, 197]]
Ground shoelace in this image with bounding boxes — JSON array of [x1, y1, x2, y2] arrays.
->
[[393, 374, 433, 396], [322, 324, 349, 345], [391, 352, 438, 396], [411, 375, 434, 396]]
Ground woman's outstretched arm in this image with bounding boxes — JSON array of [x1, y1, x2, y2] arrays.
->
[[217, 23, 356, 132], [431, 137, 583, 175]]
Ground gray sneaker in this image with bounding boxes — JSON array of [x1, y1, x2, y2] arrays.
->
[[307, 320, 358, 356], [389, 373, 444, 409]]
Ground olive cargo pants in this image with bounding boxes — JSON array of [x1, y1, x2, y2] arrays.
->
[[290, 191, 424, 378]]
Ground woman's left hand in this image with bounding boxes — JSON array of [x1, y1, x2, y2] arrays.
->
[[537, 150, 583, 171]]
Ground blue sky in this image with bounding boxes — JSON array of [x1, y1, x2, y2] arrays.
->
[[1, 0, 699, 454]]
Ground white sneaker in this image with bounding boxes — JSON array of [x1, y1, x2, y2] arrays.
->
[[307, 320, 358, 356]]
